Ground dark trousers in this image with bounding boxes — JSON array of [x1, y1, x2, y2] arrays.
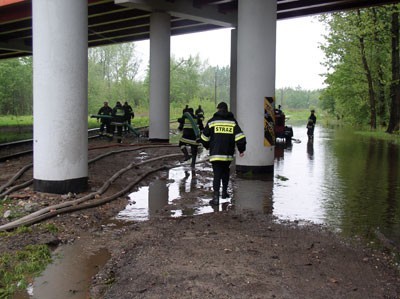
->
[[112, 123, 123, 138], [190, 145, 198, 163], [124, 117, 132, 132], [211, 161, 231, 194], [100, 120, 111, 133]]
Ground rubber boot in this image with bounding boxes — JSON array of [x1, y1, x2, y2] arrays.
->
[[191, 146, 198, 168], [221, 188, 230, 199], [191, 153, 197, 168], [209, 191, 219, 206], [181, 147, 191, 161]]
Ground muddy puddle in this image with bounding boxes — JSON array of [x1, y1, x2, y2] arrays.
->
[[14, 235, 110, 299], [115, 165, 218, 221]]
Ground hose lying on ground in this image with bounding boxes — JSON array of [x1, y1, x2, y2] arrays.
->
[[0, 154, 209, 232], [0, 154, 181, 231], [0, 144, 177, 198], [0, 163, 33, 194]]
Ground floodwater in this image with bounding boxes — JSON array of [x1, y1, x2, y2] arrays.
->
[[118, 124, 400, 245], [272, 124, 400, 245], [18, 124, 400, 298]]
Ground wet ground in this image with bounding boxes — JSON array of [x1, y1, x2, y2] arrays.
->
[[2, 126, 400, 298]]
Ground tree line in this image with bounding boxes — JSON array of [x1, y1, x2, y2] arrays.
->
[[0, 43, 231, 117], [276, 87, 321, 110], [319, 4, 400, 132], [0, 42, 321, 120]]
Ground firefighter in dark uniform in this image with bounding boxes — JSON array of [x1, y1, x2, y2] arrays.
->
[[200, 102, 246, 206], [307, 109, 317, 141], [123, 101, 134, 132], [195, 105, 205, 122], [97, 101, 113, 136], [111, 101, 126, 143], [178, 107, 204, 168]]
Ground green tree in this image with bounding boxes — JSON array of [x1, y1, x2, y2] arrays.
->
[[387, 4, 400, 132], [319, 7, 394, 128], [170, 55, 201, 104], [88, 43, 143, 114], [276, 87, 321, 110], [0, 57, 32, 115], [197, 64, 230, 105]]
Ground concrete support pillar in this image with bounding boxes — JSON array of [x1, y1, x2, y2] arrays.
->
[[149, 11, 170, 142], [236, 0, 276, 176], [32, 0, 88, 194], [230, 29, 237, 116]]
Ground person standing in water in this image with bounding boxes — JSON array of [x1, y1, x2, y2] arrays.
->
[[200, 102, 246, 206]]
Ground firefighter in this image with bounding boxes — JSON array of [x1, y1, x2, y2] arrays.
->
[[111, 101, 126, 143], [195, 105, 205, 122], [123, 101, 134, 132], [178, 107, 204, 168], [309, 109, 317, 125], [307, 109, 317, 141], [200, 102, 246, 206], [97, 101, 113, 136]]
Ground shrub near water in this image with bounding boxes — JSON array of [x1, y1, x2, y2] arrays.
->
[[0, 244, 52, 298]]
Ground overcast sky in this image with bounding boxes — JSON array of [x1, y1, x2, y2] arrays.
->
[[135, 16, 327, 90]]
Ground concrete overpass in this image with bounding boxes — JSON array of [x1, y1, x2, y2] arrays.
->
[[1, 0, 399, 59], [0, 0, 398, 194]]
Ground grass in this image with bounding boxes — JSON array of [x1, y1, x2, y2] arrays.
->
[[0, 115, 151, 129], [355, 130, 400, 144], [0, 106, 313, 128], [0, 216, 58, 297], [2, 109, 399, 145], [0, 115, 33, 127], [0, 244, 52, 298]]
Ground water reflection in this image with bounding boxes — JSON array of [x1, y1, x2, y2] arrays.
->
[[333, 134, 400, 242], [273, 125, 400, 244], [307, 140, 314, 159], [117, 125, 400, 245], [23, 235, 110, 299], [116, 167, 215, 221], [148, 179, 168, 217], [273, 126, 328, 224], [233, 177, 273, 214], [178, 170, 197, 196]]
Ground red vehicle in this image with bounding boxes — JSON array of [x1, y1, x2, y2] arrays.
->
[[275, 107, 293, 143]]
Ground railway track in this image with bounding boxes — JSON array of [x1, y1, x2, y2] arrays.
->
[[0, 127, 151, 162]]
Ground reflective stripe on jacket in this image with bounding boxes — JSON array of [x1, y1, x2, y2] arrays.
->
[[178, 113, 204, 146], [200, 110, 246, 162]]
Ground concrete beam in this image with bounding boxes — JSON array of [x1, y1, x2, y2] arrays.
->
[[0, 39, 31, 53], [115, 0, 237, 27]]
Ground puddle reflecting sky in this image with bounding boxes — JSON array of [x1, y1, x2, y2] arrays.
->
[[116, 165, 217, 221]]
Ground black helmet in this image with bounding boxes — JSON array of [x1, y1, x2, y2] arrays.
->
[[217, 102, 228, 111]]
